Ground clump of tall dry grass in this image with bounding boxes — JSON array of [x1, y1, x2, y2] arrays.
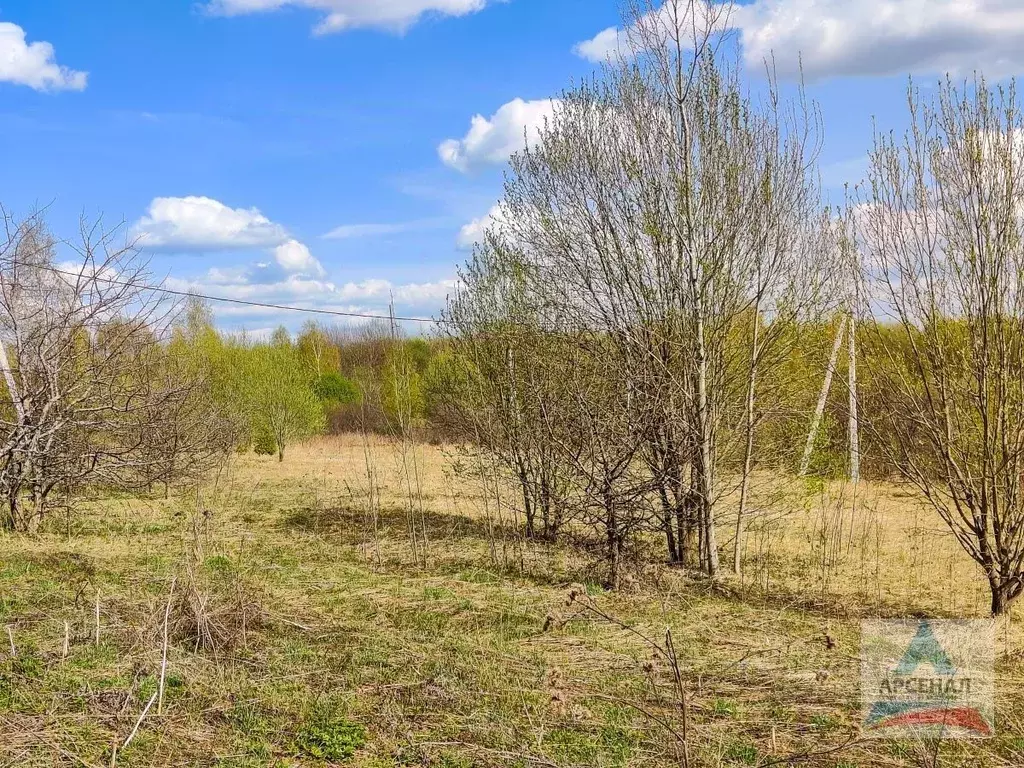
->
[[167, 507, 265, 654]]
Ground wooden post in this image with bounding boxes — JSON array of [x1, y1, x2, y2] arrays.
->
[[848, 313, 860, 484], [799, 316, 848, 477]]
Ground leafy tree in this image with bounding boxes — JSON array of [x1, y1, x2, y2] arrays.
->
[[297, 321, 341, 377], [242, 342, 325, 461], [381, 340, 426, 432]]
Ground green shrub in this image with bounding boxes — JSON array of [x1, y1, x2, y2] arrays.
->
[[313, 372, 360, 405], [253, 426, 277, 456], [724, 741, 759, 765], [294, 712, 366, 761]]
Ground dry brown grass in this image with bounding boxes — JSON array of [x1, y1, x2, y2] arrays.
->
[[0, 435, 1021, 767]]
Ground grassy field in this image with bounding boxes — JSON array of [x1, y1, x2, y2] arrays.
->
[[1, 435, 1024, 767]]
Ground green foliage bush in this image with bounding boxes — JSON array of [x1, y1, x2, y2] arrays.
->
[[313, 372, 360, 405], [167, 297, 959, 480], [171, 301, 460, 443]]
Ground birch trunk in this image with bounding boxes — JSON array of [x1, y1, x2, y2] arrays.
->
[[0, 338, 24, 424], [734, 308, 760, 575]]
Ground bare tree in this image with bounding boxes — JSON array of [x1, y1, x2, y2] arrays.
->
[[0, 210, 221, 532], [859, 77, 1024, 615], [508, 0, 821, 576], [536, 332, 654, 588], [447, 0, 828, 582], [445, 242, 573, 540]]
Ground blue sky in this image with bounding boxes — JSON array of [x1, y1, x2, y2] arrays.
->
[[1, 0, 1020, 333]]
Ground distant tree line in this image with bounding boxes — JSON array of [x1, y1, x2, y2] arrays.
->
[[170, 303, 469, 459]]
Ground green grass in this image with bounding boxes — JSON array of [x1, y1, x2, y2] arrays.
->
[[0, 436, 1022, 767]]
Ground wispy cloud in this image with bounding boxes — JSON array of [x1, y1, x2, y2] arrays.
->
[[322, 217, 450, 240], [205, 0, 489, 35]]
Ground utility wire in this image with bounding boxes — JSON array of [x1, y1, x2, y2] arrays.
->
[[34, 263, 444, 325]]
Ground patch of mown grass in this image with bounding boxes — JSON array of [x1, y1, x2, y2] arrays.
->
[[544, 727, 602, 764], [712, 698, 739, 718], [67, 641, 122, 670], [456, 568, 501, 584], [424, 585, 455, 600], [0, 595, 27, 621], [0, 670, 15, 710], [204, 553, 235, 573], [433, 752, 476, 768]]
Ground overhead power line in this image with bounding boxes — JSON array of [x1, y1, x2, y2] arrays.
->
[[36, 263, 443, 325]]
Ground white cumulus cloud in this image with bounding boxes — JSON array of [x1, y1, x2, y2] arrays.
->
[[575, 0, 1024, 81], [273, 239, 326, 278], [439, 98, 559, 173], [206, 0, 488, 34], [134, 196, 326, 278], [573, 26, 624, 64], [457, 203, 505, 249], [133, 196, 290, 251], [0, 22, 87, 91]]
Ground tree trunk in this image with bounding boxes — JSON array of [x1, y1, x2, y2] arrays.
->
[[659, 485, 679, 563], [991, 583, 1006, 616], [694, 319, 719, 577], [606, 490, 620, 589], [518, 460, 535, 537], [679, 479, 697, 569], [0, 338, 25, 425], [734, 309, 760, 576], [539, 473, 556, 538], [989, 576, 1023, 616]]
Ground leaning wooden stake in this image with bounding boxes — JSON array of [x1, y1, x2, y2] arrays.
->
[[158, 576, 177, 715], [6, 626, 15, 658], [62, 621, 70, 660], [95, 590, 101, 646], [111, 691, 158, 766], [799, 316, 848, 477]]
